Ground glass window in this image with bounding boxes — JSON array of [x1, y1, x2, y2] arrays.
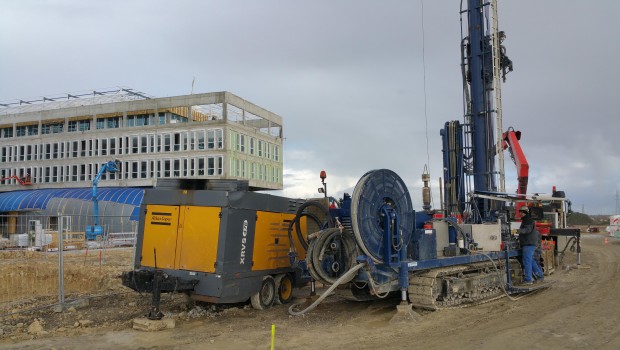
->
[[107, 117, 120, 129], [149, 135, 155, 153], [101, 139, 108, 156], [141, 161, 147, 179], [141, 135, 148, 153], [250, 138, 255, 155], [207, 157, 215, 176], [131, 136, 139, 154], [96, 118, 105, 129], [239, 134, 245, 153], [258, 140, 263, 157], [163, 134, 171, 152], [132, 162, 139, 179], [174, 133, 181, 151], [173, 159, 180, 176], [78, 120, 90, 131], [198, 158, 205, 175], [206, 130, 214, 149], [164, 160, 171, 177], [216, 129, 223, 149], [110, 138, 116, 155]]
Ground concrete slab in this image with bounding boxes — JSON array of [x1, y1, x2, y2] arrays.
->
[[132, 317, 176, 332]]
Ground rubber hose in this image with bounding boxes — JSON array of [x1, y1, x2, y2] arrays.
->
[[309, 228, 360, 285], [292, 200, 332, 250], [288, 263, 366, 316], [287, 211, 322, 255]]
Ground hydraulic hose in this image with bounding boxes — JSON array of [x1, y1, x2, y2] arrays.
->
[[288, 262, 366, 316], [306, 228, 360, 285], [288, 200, 332, 250]]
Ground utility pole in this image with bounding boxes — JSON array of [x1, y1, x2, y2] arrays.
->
[[615, 190, 619, 215]]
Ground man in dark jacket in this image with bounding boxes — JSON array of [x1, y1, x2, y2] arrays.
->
[[518, 206, 544, 285]]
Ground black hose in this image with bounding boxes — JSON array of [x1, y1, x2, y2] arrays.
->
[[307, 228, 360, 285], [288, 200, 332, 250]]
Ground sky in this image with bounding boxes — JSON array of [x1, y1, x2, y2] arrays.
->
[[0, 0, 618, 215]]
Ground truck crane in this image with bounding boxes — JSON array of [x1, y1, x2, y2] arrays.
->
[[85, 160, 119, 241]]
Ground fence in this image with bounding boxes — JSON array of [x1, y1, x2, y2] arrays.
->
[[0, 214, 138, 318]]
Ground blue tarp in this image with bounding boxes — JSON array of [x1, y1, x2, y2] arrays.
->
[[0, 187, 144, 213]]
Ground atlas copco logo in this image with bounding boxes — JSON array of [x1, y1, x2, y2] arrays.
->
[[239, 220, 248, 264]]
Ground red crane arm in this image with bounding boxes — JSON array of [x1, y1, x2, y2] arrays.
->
[[502, 128, 529, 216], [0, 175, 32, 186]]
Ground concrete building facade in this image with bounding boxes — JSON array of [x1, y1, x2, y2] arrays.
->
[[0, 90, 284, 192]]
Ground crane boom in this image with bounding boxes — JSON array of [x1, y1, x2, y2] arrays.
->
[[502, 127, 529, 217]]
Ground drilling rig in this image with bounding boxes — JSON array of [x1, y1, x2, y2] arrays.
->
[[123, 0, 579, 316]]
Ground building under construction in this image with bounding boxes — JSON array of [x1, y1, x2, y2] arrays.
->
[[0, 88, 284, 241]]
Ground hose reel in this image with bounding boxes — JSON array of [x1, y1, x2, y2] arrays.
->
[[351, 169, 414, 263]]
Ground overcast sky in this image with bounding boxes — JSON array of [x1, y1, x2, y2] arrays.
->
[[1, 1, 618, 214]]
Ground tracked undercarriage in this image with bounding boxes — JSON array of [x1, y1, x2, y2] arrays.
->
[[408, 260, 523, 310]]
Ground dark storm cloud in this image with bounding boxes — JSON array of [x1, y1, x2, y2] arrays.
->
[[1, 0, 618, 213]]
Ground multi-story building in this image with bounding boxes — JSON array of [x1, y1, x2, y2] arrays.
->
[[0, 89, 283, 191], [0, 89, 284, 239]]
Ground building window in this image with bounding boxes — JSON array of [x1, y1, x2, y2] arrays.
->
[[216, 129, 223, 149], [131, 162, 139, 179], [141, 135, 148, 153], [198, 158, 205, 175], [0, 127, 13, 138], [249, 138, 255, 155], [42, 122, 63, 134], [173, 159, 180, 176], [131, 136, 139, 154], [149, 134, 155, 153], [110, 138, 116, 155], [274, 146, 279, 161], [107, 117, 120, 129], [189, 158, 195, 176], [258, 140, 263, 157], [173, 133, 182, 152], [96, 118, 105, 130], [141, 161, 147, 179], [101, 139, 108, 156], [239, 134, 245, 153], [164, 160, 171, 177]]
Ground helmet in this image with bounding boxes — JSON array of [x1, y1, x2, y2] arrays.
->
[[519, 206, 529, 214]]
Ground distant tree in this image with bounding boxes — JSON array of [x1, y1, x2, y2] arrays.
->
[[567, 212, 594, 226]]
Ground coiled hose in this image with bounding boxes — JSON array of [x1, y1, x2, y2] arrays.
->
[[287, 200, 332, 251]]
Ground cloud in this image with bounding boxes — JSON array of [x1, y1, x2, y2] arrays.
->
[[1, 0, 618, 214]]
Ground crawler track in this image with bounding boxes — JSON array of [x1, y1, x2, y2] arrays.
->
[[408, 260, 522, 310]]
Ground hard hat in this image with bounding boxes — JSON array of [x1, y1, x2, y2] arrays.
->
[[519, 206, 529, 213]]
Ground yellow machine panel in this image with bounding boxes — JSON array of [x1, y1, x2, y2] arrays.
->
[[141, 205, 180, 269], [252, 212, 306, 271], [177, 206, 221, 272]]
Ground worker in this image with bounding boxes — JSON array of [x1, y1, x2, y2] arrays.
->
[[518, 206, 544, 285]]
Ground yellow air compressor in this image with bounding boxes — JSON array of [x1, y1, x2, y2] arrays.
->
[[122, 182, 316, 317]]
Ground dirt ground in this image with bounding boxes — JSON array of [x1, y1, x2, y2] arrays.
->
[[1, 233, 619, 350]]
